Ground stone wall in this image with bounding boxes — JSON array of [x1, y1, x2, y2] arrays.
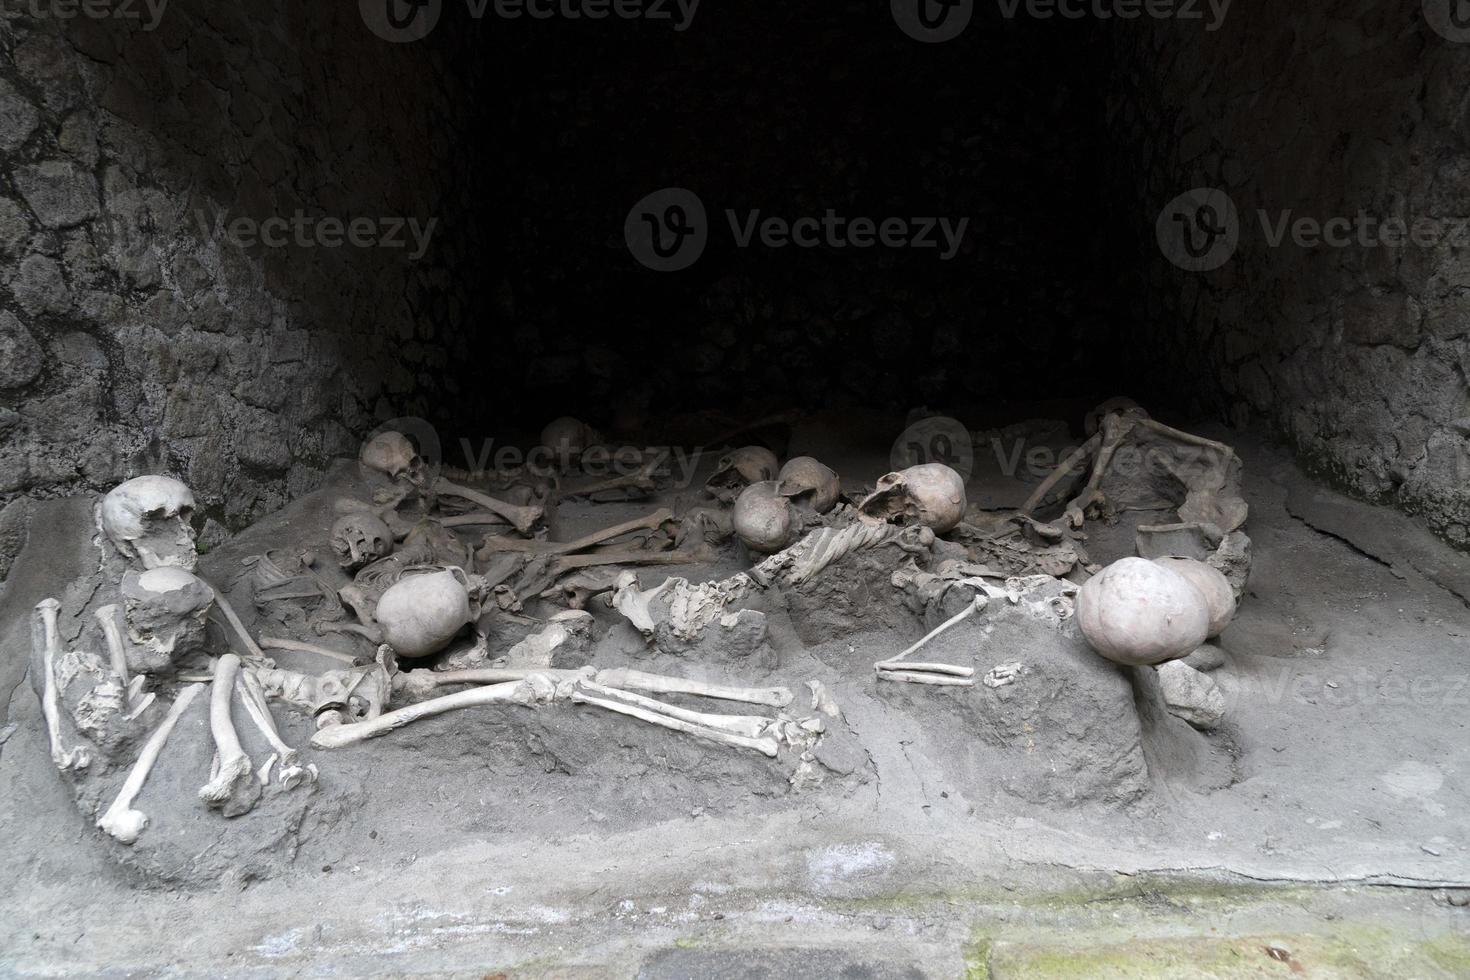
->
[[1112, 0, 1470, 545], [0, 2, 467, 586]]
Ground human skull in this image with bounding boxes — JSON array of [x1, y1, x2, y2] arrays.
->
[[330, 513, 394, 571], [705, 446, 780, 504], [733, 481, 800, 554], [99, 476, 198, 570], [121, 567, 216, 674], [1152, 557, 1236, 637], [857, 463, 966, 534], [1084, 396, 1148, 437], [360, 431, 425, 485], [777, 456, 840, 515], [1076, 557, 1210, 666], [540, 417, 602, 468], [375, 566, 479, 658]]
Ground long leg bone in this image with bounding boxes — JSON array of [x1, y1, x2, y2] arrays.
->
[[874, 595, 983, 686], [34, 599, 90, 772], [594, 668, 794, 708], [235, 669, 310, 789], [436, 479, 544, 535], [556, 459, 661, 501], [198, 655, 262, 816], [310, 678, 548, 750], [570, 685, 780, 757], [259, 636, 358, 666], [576, 679, 772, 738], [478, 508, 674, 558], [94, 604, 154, 717], [97, 683, 205, 844]]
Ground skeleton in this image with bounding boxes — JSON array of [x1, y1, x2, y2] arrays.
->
[[120, 567, 216, 673], [360, 431, 426, 487], [1021, 408, 1248, 534], [778, 456, 841, 515], [858, 463, 967, 534], [198, 654, 262, 816], [34, 599, 91, 772], [557, 457, 661, 501], [733, 481, 801, 554], [98, 475, 198, 570], [705, 446, 780, 504], [330, 512, 394, 571], [96, 683, 205, 844]]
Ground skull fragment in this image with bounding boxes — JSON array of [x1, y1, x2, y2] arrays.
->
[[331, 512, 394, 571], [121, 567, 216, 674], [98, 476, 198, 570], [857, 463, 967, 534], [733, 480, 800, 554], [375, 566, 479, 658], [705, 446, 780, 504], [777, 456, 840, 515], [360, 431, 425, 485]]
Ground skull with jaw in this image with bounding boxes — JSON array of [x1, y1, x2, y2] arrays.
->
[[331, 512, 394, 571], [857, 463, 967, 534], [98, 476, 198, 570], [778, 456, 840, 515], [733, 480, 800, 554], [121, 567, 216, 674], [705, 446, 780, 504], [360, 431, 425, 486]]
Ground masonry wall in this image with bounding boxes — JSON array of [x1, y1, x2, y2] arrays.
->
[[0, 2, 467, 585], [1113, 0, 1470, 545]]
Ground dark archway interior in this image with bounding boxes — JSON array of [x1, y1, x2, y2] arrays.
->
[[444, 6, 1142, 440]]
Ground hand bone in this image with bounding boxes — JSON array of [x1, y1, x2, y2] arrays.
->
[[198, 655, 262, 816], [34, 599, 91, 772], [97, 683, 204, 844]]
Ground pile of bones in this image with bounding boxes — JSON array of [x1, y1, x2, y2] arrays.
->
[[30, 402, 1251, 847]]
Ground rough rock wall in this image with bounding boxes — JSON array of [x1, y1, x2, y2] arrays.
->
[[1113, 1, 1470, 545], [0, 3, 466, 585]]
